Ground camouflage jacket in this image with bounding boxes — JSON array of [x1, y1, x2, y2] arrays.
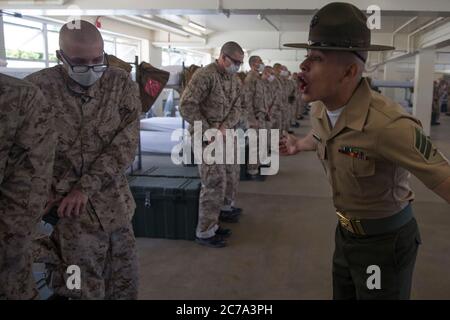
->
[[262, 79, 283, 117], [275, 77, 288, 108], [180, 61, 242, 133], [0, 73, 55, 229], [26, 66, 140, 233], [243, 70, 266, 127], [286, 79, 298, 106]]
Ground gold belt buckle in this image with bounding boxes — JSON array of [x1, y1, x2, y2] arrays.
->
[[336, 211, 366, 235]]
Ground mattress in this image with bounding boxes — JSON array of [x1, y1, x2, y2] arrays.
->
[[140, 130, 187, 155], [140, 116, 188, 132]]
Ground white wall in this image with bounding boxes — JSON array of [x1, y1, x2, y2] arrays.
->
[[48, 16, 153, 62], [8, 0, 450, 13]]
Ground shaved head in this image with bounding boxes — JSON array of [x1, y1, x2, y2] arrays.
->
[[59, 20, 104, 64], [262, 66, 274, 80], [217, 41, 244, 73], [220, 41, 244, 57], [273, 63, 282, 75]]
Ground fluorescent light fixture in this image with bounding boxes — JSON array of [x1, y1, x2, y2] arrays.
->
[[0, 0, 67, 4], [188, 21, 206, 32], [131, 16, 191, 37], [182, 26, 202, 36]]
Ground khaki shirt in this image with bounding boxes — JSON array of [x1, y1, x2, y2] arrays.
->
[[243, 70, 266, 127], [26, 66, 141, 233], [0, 73, 55, 229], [180, 61, 242, 133], [311, 78, 450, 219]]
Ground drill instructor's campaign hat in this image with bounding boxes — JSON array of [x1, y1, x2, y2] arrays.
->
[[284, 2, 395, 52]]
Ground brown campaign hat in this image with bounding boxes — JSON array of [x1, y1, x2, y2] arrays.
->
[[284, 2, 395, 52]]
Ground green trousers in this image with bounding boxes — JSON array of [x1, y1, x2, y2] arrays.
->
[[333, 217, 421, 300]]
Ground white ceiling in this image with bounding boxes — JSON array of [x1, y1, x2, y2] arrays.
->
[[185, 14, 442, 34]]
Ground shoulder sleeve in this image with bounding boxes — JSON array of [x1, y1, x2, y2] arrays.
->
[[376, 117, 450, 189], [179, 69, 212, 129]]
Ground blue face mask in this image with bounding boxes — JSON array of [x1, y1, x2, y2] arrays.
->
[[59, 50, 107, 87], [226, 63, 240, 75], [67, 68, 104, 87], [258, 63, 265, 73]]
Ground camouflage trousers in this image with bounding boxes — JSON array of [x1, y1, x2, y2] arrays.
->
[[197, 143, 240, 238], [296, 101, 305, 119], [36, 206, 139, 300], [432, 100, 440, 122], [280, 104, 290, 132], [289, 103, 297, 125], [224, 161, 240, 208], [0, 215, 39, 300], [270, 107, 283, 131], [247, 119, 266, 175]]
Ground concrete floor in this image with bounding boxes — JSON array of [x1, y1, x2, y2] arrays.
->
[[136, 113, 450, 300]]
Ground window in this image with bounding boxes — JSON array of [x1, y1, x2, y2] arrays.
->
[[47, 30, 59, 63], [162, 48, 210, 67], [115, 37, 140, 63], [4, 15, 46, 66], [2, 16, 142, 69]]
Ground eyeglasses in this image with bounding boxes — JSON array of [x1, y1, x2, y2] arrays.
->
[[224, 54, 243, 67], [58, 50, 109, 73]]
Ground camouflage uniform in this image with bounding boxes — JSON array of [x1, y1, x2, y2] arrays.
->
[[432, 83, 440, 124], [267, 79, 283, 131], [224, 74, 244, 210], [235, 74, 249, 131], [261, 79, 281, 153], [180, 62, 242, 238], [287, 79, 298, 126], [0, 73, 55, 299], [224, 150, 241, 210], [243, 70, 266, 174], [26, 65, 140, 299], [277, 77, 290, 132], [296, 89, 306, 120]]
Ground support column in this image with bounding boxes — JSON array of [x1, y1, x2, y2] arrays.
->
[[412, 48, 435, 136], [0, 14, 7, 66], [149, 45, 162, 67]]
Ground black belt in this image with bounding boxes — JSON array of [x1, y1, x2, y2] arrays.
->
[[336, 204, 413, 236]]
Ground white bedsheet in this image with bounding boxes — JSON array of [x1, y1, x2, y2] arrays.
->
[[140, 130, 185, 154], [140, 117, 188, 132]]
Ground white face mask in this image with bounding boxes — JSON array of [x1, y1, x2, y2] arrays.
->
[[225, 63, 240, 75], [59, 51, 106, 87], [257, 63, 265, 73], [280, 70, 289, 77], [268, 75, 275, 82], [68, 68, 104, 87]]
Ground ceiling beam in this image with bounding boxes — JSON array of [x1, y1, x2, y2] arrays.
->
[[5, 0, 450, 16]]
